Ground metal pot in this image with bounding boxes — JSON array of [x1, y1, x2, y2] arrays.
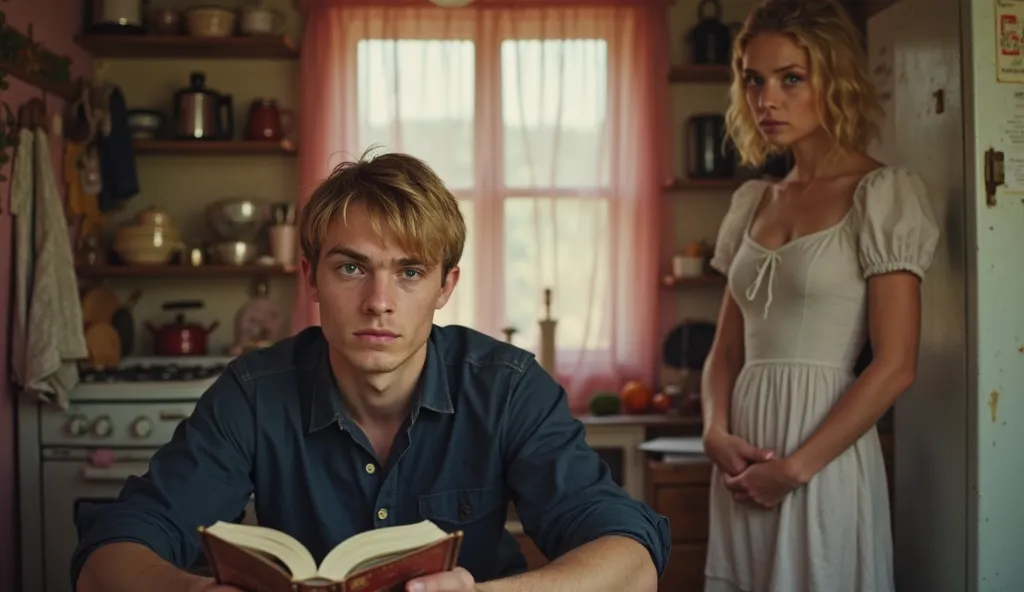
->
[[86, 0, 144, 35], [146, 301, 219, 356]]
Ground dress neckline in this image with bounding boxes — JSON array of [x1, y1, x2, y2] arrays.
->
[[742, 165, 890, 253]]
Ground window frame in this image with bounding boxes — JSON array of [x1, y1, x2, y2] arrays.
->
[[351, 25, 618, 361]]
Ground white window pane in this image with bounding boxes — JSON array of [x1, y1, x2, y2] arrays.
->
[[501, 39, 609, 189], [357, 39, 475, 189], [503, 197, 610, 352], [433, 200, 475, 328]]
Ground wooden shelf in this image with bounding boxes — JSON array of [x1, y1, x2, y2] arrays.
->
[[669, 65, 732, 84], [0, 60, 77, 101], [133, 139, 296, 156], [76, 264, 297, 279], [74, 35, 299, 59], [661, 275, 725, 288], [664, 178, 743, 192]]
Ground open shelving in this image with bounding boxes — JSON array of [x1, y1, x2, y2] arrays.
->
[[76, 264, 297, 280], [74, 34, 299, 59], [668, 64, 732, 84], [132, 139, 297, 156]]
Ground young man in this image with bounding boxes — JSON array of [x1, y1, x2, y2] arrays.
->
[[73, 151, 670, 592]]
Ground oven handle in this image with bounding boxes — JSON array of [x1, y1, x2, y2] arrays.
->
[[81, 462, 151, 482]]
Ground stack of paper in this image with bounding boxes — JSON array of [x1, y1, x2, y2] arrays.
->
[[639, 437, 708, 464]]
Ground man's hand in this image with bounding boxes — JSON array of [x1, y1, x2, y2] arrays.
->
[[723, 458, 805, 509], [405, 567, 476, 592], [702, 426, 774, 477]]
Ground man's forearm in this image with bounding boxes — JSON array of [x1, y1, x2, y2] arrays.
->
[[77, 542, 212, 592], [478, 535, 658, 592]]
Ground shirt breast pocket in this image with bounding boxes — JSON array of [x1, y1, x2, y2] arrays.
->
[[417, 484, 506, 532]]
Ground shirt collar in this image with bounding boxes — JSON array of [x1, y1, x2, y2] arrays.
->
[[303, 327, 454, 434], [417, 327, 455, 415]]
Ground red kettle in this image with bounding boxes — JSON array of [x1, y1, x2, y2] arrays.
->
[[245, 98, 283, 141], [146, 300, 219, 356]]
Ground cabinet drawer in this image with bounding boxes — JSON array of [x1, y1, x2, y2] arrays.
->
[[659, 542, 706, 592], [655, 484, 710, 541]]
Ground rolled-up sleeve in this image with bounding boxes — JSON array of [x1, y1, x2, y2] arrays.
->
[[500, 360, 671, 577], [70, 368, 256, 587]]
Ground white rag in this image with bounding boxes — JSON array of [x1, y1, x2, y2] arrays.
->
[[10, 127, 89, 408]]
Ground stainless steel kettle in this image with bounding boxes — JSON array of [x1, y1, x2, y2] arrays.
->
[[172, 72, 234, 141]]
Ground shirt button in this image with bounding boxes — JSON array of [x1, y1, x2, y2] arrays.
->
[[365, 463, 376, 475], [377, 508, 388, 520]]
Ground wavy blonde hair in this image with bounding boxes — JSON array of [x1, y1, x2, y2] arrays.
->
[[299, 147, 466, 284], [725, 0, 882, 168]]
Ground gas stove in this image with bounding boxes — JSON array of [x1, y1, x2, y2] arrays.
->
[[80, 362, 227, 384], [72, 356, 235, 402]]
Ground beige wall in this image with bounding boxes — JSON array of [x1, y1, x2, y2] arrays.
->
[[96, 0, 302, 356]]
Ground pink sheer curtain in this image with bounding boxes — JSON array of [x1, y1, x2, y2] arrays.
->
[[294, 0, 668, 411]]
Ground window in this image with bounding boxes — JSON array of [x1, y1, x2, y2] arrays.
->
[[355, 36, 613, 356]]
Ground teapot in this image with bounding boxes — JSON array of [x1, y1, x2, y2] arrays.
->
[[146, 301, 219, 356]]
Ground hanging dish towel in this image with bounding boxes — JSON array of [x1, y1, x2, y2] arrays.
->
[[95, 85, 139, 211], [10, 129, 33, 392], [10, 127, 90, 408]]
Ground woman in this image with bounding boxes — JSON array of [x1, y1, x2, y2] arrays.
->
[[699, 1, 939, 591]]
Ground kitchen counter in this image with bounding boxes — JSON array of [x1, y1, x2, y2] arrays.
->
[[575, 413, 702, 427]]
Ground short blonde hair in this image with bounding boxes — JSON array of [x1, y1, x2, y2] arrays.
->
[[299, 148, 466, 279], [725, 0, 882, 168]]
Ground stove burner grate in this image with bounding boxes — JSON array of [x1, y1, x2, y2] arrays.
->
[[80, 363, 227, 383]]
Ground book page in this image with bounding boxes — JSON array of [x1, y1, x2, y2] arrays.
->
[[203, 522, 318, 581], [318, 521, 448, 580]]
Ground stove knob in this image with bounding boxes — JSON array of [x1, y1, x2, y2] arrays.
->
[[91, 415, 113, 438], [131, 417, 153, 439], [65, 415, 87, 437]]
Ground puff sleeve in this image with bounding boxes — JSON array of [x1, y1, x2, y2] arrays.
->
[[855, 167, 940, 280], [709, 180, 765, 275]]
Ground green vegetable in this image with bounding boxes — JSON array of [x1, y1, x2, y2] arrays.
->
[[588, 392, 621, 416]]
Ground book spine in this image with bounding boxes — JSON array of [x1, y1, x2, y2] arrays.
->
[[197, 527, 226, 585], [294, 583, 343, 592]]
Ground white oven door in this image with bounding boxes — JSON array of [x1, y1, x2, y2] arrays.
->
[[42, 448, 257, 592]]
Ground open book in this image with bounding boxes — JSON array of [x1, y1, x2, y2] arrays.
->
[[198, 519, 463, 592]]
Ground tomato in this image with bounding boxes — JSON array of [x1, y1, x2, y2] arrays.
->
[[651, 392, 672, 413], [620, 380, 652, 413]]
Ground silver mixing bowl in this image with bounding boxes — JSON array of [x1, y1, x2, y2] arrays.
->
[[210, 241, 258, 265], [206, 198, 268, 242]]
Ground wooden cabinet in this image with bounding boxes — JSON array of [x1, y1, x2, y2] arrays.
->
[[647, 460, 712, 591], [647, 433, 895, 591]]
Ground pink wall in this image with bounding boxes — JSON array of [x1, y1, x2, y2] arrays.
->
[[0, 1, 90, 589]]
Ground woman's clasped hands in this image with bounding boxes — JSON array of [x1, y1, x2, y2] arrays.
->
[[702, 427, 806, 510]]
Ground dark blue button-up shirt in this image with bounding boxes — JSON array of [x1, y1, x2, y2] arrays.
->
[[71, 325, 670, 587]]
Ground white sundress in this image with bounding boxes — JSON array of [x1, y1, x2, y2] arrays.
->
[[702, 166, 940, 592]]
